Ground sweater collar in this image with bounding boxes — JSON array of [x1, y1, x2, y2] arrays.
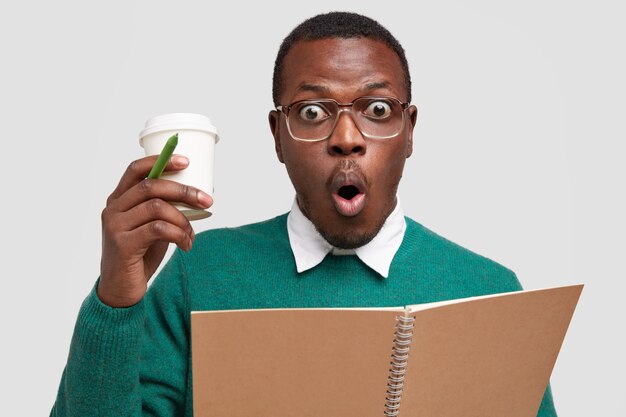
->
[[286, 197, 406, 278]]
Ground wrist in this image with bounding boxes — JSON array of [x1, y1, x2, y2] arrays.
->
[[96, 279, 145, 308]]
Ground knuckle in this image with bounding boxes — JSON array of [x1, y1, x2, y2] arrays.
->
[[101, 208, 117, 232], [101, 213, 118, 239], [179, 184, 193, 200], [148, 198, 165, 215], [139, 178, 154, 194], [126, 160, 138, 173], [101, 207, 110, 222], [149, 220, 167, 236], [110, 232, 125, 249]]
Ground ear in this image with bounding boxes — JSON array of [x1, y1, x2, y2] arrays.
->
[[405, 105, 418, 158], [268, 110, 285, 163]]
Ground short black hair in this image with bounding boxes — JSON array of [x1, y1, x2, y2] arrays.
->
[[272, 12, 412, 106]]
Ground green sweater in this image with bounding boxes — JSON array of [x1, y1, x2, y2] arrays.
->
[[50, 214, 556, 416]]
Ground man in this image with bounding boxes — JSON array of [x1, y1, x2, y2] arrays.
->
[[50, 11, 557, 416]]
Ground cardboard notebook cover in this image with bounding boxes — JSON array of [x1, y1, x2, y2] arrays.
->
[[191, 284, 582, 417]]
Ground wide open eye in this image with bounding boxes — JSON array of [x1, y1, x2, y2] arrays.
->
[[363, 100, 392, 119], [297, 104, 330, 123]]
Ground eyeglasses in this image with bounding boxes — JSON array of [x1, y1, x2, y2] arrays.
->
[[276, 96, 410, 142]]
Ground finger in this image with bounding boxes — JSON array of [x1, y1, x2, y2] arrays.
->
[[107, 154, 189, 203], [118, 198, 195, 240], [113, 178, 213, 213], [126, 220, 193, 253]]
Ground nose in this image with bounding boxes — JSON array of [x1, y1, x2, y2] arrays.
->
[[327, 111, 367, 156]]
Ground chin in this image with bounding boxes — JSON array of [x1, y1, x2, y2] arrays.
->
[[319, 227, 379, 249], [298, 192, 394, 249], [315, 210, 387, 249]]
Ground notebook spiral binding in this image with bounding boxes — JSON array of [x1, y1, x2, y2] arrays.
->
[[383, 314, 416, 417]]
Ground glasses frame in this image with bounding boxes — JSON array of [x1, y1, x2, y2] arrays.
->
[[276, 96, 410, 142]]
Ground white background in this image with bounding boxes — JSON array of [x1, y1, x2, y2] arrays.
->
[[1, 1, 624, 415]]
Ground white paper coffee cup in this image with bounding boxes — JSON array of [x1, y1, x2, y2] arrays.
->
[[139, 113, 219, 221]]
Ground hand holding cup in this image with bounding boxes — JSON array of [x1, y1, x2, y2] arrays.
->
[[97, 113, 219, 308]]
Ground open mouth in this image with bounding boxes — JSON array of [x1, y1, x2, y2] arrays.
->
[[337, 185, 361, 201], [330, 171, 367, 217]]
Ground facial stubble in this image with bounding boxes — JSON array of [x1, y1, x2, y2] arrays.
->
[[297, 160, 399, 249]]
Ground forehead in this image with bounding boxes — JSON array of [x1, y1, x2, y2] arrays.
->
[[280, 37, 406, 104]]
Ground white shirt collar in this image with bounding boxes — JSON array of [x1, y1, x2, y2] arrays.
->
[[286, 197, 406, 278]]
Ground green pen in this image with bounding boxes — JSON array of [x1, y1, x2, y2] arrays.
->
[[147, 133, 179, 179]]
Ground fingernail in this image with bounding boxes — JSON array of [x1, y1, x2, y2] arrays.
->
[[197, 191, 213, 208], [172, 155, 189, 166]]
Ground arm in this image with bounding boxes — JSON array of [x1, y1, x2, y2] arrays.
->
[[49, 281, 145, 416], [140, 249, 191, 416], [51, 154, 210, 416], [50, 250, 191, 417]]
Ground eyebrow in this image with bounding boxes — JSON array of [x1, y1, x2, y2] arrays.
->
[[296, 81, 393, 95], [297, 83, 331, 93], [361, 81, 392, 92], [296, 81, 391, 96]]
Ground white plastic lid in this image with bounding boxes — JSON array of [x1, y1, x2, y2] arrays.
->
[[139, 113, 220, 145]]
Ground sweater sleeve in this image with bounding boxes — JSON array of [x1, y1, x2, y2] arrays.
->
[[50, 249, 191, 417]]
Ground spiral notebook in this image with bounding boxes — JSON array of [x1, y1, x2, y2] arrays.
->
[[191, 284, 582, 417]]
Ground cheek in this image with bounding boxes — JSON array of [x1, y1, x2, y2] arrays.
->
[[369, 144, 408, 187], [281, 140, 330, 190]]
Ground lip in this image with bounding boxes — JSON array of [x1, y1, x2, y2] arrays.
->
[[330, 169, 367, 217]]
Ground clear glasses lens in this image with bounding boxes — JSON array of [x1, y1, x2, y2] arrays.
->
[[287, 97, 405, 141], [290, 101, 336, 141]]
